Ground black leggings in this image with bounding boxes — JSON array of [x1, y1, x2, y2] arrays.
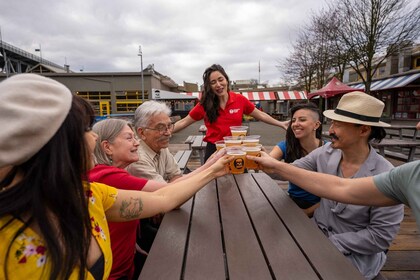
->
[[290, 196, 318, 209], [204, 142, 217, 163]]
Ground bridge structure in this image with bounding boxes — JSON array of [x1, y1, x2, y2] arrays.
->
[[0, 40, 65, 75]]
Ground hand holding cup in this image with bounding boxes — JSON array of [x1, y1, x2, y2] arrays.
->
[[246, 151, 280, 174]]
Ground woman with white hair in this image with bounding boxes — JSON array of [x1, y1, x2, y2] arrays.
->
[[0, 74, 231, 280]]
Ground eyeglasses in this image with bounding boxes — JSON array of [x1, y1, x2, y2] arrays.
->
[[145, 123, 175, 134]]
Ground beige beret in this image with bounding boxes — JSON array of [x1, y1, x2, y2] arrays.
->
[[0, 74, 73, 167]]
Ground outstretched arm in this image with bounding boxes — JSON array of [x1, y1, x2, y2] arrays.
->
[[172, 148, 227, 183], [173, 115, 196, 133], [248, 152, 398, 207], [249, 108, 289, 130], [106, 155, 232, 222]]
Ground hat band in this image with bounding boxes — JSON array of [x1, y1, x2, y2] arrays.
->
[[334, 108, 380, 123]]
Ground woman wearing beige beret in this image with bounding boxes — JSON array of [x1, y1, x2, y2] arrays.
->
[[0, 74, 231, 280]]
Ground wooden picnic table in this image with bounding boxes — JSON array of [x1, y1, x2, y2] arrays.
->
[[184, 135, 207, 165], [386, 125, 419, 140], [139, 172, 363, 280], [371, 139, 420, 162], [173, 150, 193, 174]]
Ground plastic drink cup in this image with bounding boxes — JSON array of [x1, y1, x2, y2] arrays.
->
[[215, 140, 225, 150], [242, 144, 262, 170], [226, 147, 246, 174], [242, 135, 260, 147], [230, 126, 248, 137], [223, 136, 242, 147]]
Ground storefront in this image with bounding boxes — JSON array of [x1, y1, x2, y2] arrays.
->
[[152, 89, 198, 118], [350, 71, 420, 120]]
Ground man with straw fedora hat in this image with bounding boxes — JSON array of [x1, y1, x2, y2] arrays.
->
[[275, 91, 404, 279]]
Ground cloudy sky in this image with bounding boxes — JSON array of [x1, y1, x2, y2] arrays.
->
[[1, 0, 327, 86]]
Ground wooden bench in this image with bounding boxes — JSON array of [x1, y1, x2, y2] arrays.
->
[[385, 125, 419, 141], [371, 139, 420, 162], [191, 135, 207, 165], [381, 150, 410, 162], [184, 135, 207, 164], [173, 150, 192, 174], [387, 132, 420, 140], [184, 135, 195, 150]]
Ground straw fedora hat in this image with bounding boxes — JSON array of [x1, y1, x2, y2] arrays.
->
[[323, 91, 390, 127]]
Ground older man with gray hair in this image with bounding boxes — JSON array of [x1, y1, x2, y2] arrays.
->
[[127, 101, 182, 183]]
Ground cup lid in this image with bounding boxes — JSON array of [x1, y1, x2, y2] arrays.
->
[[230, 126, 248, 130]]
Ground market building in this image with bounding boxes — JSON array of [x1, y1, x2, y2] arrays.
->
[[344, 44, 420, 120]]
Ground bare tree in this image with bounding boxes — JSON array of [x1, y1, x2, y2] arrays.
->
[[333, 0, 420, 93], [315, 7, 351, 81], [278, 11, 336, 92], [278, 29, 317, 92]]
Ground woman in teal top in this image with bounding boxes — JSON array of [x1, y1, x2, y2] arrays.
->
[[270, 102, 325, 216]]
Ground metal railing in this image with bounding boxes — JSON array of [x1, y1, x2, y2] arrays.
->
[[0, 40, 64, 69]]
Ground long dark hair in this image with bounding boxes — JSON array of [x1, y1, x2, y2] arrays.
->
[[0, 95, 95, 280], [355, 124, 386, 143], [200, 64, 230, 123], [285, 102, 322, 163]]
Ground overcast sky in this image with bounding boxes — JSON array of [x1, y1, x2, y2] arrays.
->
[[1, 0, 327, 86]]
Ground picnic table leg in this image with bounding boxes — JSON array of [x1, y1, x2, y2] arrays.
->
[[407, 147, 416, 162], [379, 147, 385, 157], [199, 150, 205, 165]]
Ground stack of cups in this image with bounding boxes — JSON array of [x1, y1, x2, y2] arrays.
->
[[223, 126, 262, 174]]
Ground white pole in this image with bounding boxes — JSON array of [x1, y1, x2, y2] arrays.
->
[[138, 45, 144, 102]]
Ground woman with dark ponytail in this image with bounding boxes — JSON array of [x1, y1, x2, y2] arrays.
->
[[269, 102, 325, 216], [174, 64, 289, 162]]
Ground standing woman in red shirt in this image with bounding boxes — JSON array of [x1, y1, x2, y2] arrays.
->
[[174, 64, 289, 162]]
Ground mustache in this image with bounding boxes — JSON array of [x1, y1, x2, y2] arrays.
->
[[329, 133, 339, 140], [157, 135, 171, 142]]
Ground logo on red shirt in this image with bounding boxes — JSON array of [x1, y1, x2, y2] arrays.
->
[[229, 108, 240, 114]]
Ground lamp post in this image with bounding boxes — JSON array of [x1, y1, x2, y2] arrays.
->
[[35, 44, 42, 73], [138, 45, 144, 102]]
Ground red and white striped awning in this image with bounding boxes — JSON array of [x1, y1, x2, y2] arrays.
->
[[241, 91, 277, 101], [179, 92, 202, 99], [277, 91, 307, 100], [178, 91, 307, 101]]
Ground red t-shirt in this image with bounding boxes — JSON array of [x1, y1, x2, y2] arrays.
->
[[189, 91, 255, 143], [88, 164, 148, 280]]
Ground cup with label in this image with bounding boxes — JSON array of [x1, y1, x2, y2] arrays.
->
[[242, 144, 262, 170], [226, 147, 246, 174]]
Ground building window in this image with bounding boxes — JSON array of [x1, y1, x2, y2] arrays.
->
[[414, 57, 420, 69], [395, 90, 420, 119], [349, 72, 358, 82]]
